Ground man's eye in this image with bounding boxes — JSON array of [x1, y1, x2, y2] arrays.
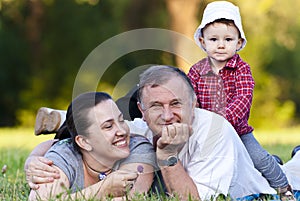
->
[[171, 101, 181, 107], [150, 104, 163, 110]]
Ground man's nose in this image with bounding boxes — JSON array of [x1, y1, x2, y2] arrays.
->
[[161, 106, 174, 121]]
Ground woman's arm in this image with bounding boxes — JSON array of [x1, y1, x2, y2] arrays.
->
[[29, 165, 140, 201], [28, 165, 69, 200], [119, 162, 154, 196], [24, 140, 60, 189]]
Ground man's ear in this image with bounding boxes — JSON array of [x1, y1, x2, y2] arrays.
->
[[192, 96, 197, 109], [75, 135, 92, 151], [137, 102, 146, 121]]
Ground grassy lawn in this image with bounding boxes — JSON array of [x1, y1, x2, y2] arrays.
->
[[0, 127, 299, 200]]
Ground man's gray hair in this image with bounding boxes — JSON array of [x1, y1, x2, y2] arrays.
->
[[137, 65, 196, 104]]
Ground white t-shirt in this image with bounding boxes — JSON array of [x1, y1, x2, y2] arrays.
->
[[127, 108, 276, 199], [282, 151, 300, 190]]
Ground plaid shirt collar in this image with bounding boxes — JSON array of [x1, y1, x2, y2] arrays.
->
[[199, 54, 240, 76]]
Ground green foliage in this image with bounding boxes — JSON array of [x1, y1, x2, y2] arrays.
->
[[0, 128, 299, 200], [238, 0, 300, 129], [0, 148, 31, 200], [1, 0, 300, 129], [0, 144, 296, 200]]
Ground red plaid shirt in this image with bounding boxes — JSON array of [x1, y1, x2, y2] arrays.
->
[[187, 54, 254, 135]]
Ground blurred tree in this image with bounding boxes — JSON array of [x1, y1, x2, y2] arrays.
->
[[165, 0, 205, 71], [237, 0, 300, 128], [0, 0, 300, 129], [0, 0, 30, 126]]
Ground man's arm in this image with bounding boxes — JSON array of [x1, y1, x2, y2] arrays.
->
[[159, 162, 199, 200], [24, 139, 60, 189], [156, 124, 200, 200]]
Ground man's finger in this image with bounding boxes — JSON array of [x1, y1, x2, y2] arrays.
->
[[167, 124, 176, 138]]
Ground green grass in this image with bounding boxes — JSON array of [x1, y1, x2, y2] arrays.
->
[[0, 127, 299, 200]]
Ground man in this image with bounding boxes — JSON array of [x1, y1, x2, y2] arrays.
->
[[126, 65, 277, 200], [26, 65, 298, 200]]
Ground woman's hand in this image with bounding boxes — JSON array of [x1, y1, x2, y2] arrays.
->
[[99, 170, 138, 197], [25, 156, 60, 190]]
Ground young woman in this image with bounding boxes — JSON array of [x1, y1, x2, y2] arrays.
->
[[27, 92, 156, 200]]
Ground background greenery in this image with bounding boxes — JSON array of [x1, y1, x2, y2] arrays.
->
[[1, 0, 300, 130], [1, 1, 300, 199]]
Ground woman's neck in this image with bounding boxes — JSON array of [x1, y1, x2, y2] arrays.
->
[[82, 152, 113, 183], [83, 159, 112, 187]]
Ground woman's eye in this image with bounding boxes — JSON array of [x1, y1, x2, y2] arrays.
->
[[103, 124, 113, 129]]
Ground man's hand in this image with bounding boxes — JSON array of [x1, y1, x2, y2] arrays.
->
[[25, 156, 60, 190], [156, 123, 191, 159]]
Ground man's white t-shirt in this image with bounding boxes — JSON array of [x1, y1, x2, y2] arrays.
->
[[127, 108, 276, 199], [282, 151, 300, 190]]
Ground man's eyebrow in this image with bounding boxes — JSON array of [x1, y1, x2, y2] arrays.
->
[[171, 98, 183, 102], [148, 101, 161, 105]]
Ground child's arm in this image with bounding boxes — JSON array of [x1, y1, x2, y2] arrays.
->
[[225, 63, 254, 127]]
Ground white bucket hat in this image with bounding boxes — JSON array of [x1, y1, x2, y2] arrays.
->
[[194, 1, 247, 51]]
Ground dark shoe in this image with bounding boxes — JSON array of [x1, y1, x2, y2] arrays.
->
[[291, 145, 300, 158], [273, 154, 283, 165], [277, 185, 296, 201]]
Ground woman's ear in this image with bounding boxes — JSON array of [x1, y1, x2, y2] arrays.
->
[[75, 135, 92, 151]]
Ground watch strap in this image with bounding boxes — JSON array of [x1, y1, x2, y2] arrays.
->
[[157, 155, 178, 167]]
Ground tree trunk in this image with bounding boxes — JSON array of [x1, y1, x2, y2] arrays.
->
[[165, 0, 206, 72]]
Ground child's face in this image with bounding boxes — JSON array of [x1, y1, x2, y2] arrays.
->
[[200, 22, 243, 67]]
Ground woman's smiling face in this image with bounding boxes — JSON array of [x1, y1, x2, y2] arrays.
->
[[86, 99, 130, 164]]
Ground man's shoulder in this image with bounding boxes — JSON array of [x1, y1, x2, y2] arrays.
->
[[126, 118, 147, 131], [126, 118, 153, 140], [194, 108, 223, 119], [193, 108, 235, 134]]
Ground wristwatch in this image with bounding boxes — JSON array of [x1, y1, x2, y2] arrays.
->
[[157, 155, 178, 167]]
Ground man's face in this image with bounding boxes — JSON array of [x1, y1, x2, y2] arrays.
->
[[139, 77, 196, 136]]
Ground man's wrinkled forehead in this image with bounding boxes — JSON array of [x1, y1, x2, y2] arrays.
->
[[142, 79, 188, 101]]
